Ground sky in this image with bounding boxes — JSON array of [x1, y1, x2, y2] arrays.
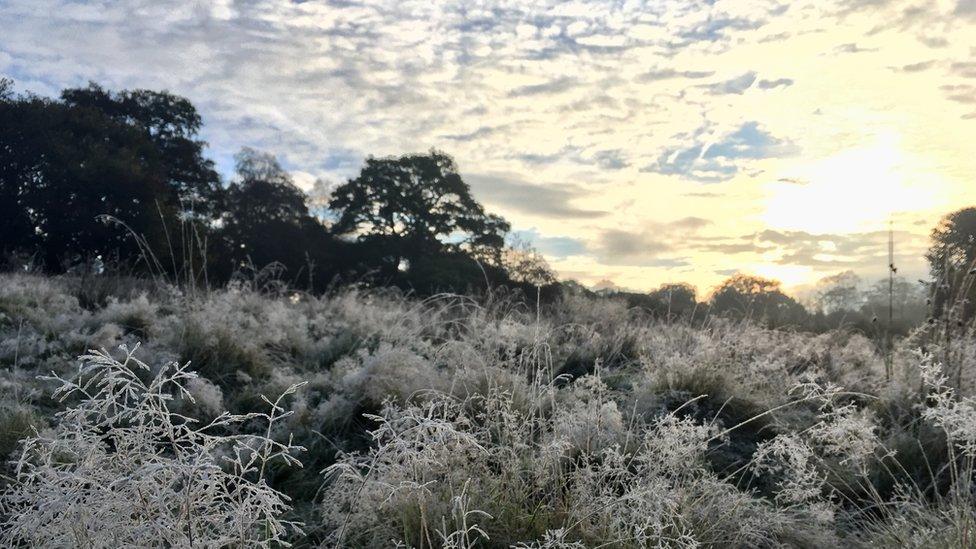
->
[[2, 0, 975, 297]]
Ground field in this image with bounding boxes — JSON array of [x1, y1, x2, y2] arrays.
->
[[0, 272, 974, 548]]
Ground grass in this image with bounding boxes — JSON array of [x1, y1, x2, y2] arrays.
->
[[0, 271, 974, 547]]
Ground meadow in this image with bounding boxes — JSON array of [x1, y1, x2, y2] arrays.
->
[[1, 271, 974, 548]]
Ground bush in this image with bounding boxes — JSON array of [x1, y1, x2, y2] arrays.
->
[[1, 272, 975, 547], [0, 345, 305, 547]]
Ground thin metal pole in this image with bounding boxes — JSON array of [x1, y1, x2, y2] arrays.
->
[[887, 219, 894, 382]]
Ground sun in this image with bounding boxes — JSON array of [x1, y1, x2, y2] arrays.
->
[[761, 133, 940, 235]]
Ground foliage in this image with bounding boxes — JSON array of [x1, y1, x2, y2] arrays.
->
[[2, 272, 975, 547], [215, 148, 352, 291], [926, 207, 976, 320], [0, 344, 304, 548], [0, 87, 180, 271], [709, 274, 809, 327], [328, 150, 511, 274], [59, 83, 222, 218], [2, 81, 543, 298]]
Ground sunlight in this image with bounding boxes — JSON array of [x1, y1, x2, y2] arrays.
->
[[762, 133, 936, 234], [749, 263, 815, 288]]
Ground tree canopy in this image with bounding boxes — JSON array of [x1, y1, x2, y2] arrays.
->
[[328, 151, 510, 271], [1, 86, 180, 271], [59, 84, 221, 218], [926, 207, 976, 318], [710, 274, 808, 327], [215, 148, 352, 291]]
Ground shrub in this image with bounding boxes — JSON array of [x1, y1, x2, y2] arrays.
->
[[0, 345, 305, 548]]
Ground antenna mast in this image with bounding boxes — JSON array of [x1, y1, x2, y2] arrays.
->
[[886, 219, 894, 381]]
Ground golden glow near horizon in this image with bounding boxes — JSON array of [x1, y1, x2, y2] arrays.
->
[[2, 0, 974, 296]]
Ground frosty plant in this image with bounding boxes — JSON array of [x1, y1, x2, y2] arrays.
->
[[0, 344, 306, 548], [918, 353, 976, 498]]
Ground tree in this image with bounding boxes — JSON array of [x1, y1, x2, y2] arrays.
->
[[927, 208, 976, 278], [0, 81, 224, 276], [710, 274, 808, 328], [220, 149, 311, 279], [0, 87, 179, 271], [59, 84, 222, 218], [814, 271, 862, 314], [860, 276, 927, 332], [215, 148, 353, 291], [328, 151, 510, 276], [648, 283, 698, 319], [502, 238, 556, 287], [926, 207, 976, 318], [226, 149, 309, 226]]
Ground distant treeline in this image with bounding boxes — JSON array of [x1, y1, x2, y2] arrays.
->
[[3, 79, 976, 334], [585, 273, 930, 336]]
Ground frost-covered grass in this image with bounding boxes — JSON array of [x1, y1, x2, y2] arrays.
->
[[0, 272, 974, 547]]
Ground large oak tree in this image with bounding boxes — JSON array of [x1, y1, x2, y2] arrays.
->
[[328, 151, 510, 277]]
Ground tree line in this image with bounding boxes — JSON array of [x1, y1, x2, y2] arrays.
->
[[0, 80, 556, 298], [2, 79, 975, 333]]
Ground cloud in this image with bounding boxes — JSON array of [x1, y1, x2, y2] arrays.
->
[[685, 228, 927, 275], [917, 35, 949, 48], [705, 122, 797, 158], [701, 242, 760, 254], [743, 229, 927, 270], [508, 76, 578, 97], [757, 78, 794, 89], [940, 84, 976, 104], [536, 235, 588, 258], [0, 0, 970, 291], [637, 68, 715, 82], [833, 43, 877, 54], [832, 0, 891, 15], [704, 71, 757, 95], [956, 0, 976, 18], [574, 34, 628, 49], [941, 84, 976, 104], [896, 60, 936, 72], [590, 149, 630, 170], [642, 122, 797, 182], [593, 229, 687, 267], [598, 229, 672, 256], [759, 31, 792, 43], [466, 172, 606, 219], [440, 126, 502, 141], [510, 149, 570, 166], [951, 62, 976, 78], [511, 229, 587, 258], [679, 16, 767, 43], [591, 217, 712, 266], [671, 216, 712, 230]]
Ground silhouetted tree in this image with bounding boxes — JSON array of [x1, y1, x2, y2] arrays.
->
[[926, 207, 976, 319], [648, 283, 698, 319], [560, 280, 595, 298], [814, 271, 862, 314], [226, 149, 308, 225], [0, 86, 179, 271], [710, 274, 808, 328], [859, 276, 927, 331], [328, 151, 510, 278], [60, 84, 222, 219], [218, 148, 343, 288]]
